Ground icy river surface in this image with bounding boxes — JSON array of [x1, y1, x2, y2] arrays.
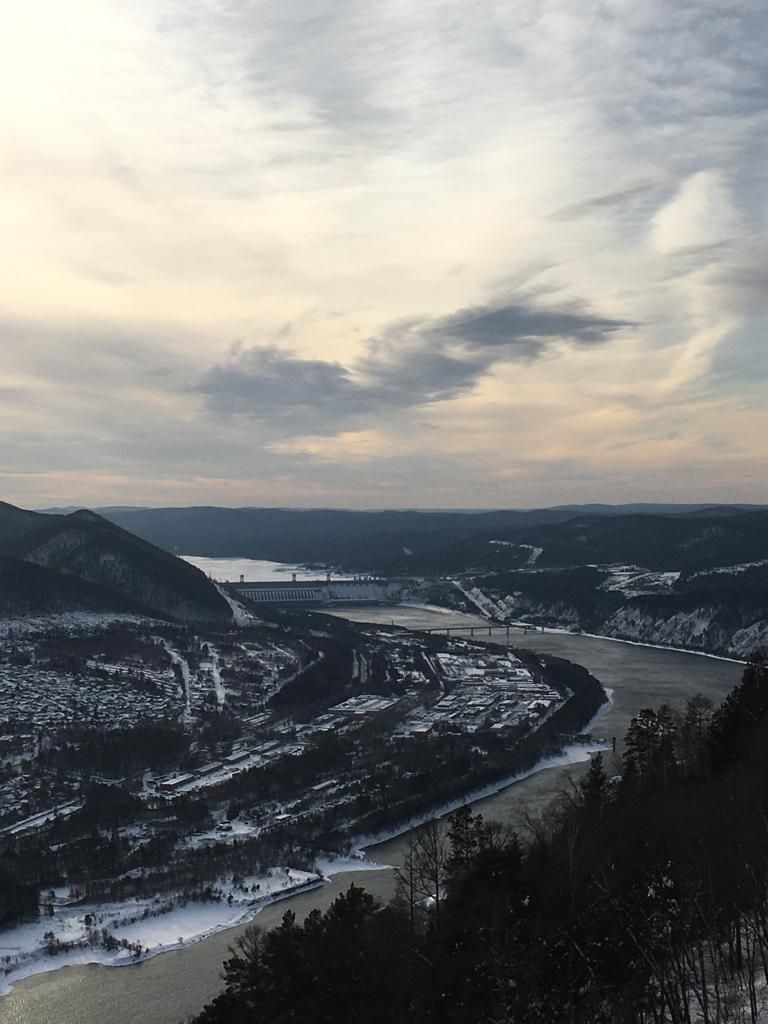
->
[[2, 605, 743, 1024]]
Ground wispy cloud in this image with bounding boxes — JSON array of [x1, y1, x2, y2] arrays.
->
[[550, 181, 659, 221]]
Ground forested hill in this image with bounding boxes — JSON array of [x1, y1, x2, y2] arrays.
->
[[99, 504, 768, 574], [0, 501, 46, 546], [0, 556, 145, 618], [0, 502, 232, 624], [194, 656, 768, 1024], [350, 509, 768, 575]]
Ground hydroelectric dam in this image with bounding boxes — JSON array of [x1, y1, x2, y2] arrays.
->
[[223, 575, 407, 607]]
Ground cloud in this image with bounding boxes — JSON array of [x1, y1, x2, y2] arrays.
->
[[200, 345, 362, 419], [650, 171, 742, 255], [710, 242, 768, 313], [433, 302, 632, 351], [197, 295, 633, 433], [197, 340, 480, 433], [550, 181, 659, 221]]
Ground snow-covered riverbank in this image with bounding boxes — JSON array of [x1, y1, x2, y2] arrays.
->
[[544, 626, 748, 664], [0, 868, 323, 997], [355, 738, 609, 851], [0, 851, 395, 999], [354, 685, 613, 849]]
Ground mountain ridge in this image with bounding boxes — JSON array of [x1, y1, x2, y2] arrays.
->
[[97, 504, 768, 569], [0, 503, 232, 624]]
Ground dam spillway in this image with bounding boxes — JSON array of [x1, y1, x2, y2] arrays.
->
[[223, 576, 405, 607]]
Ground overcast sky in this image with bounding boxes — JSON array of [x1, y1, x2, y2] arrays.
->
[[2, 0, 767, 509]]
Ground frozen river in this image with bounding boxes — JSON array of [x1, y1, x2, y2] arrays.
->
[[2, 606, 743, 1024], [182, 555, 354, 582]]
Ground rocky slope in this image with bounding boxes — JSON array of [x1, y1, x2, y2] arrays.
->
[[456, 562, 768, 659]]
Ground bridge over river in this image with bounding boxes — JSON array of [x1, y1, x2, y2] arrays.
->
[[414, 621, 541, 638]]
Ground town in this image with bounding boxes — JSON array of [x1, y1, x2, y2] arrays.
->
[[0, 605, 605, 990]]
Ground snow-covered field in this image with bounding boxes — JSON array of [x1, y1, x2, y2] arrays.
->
[[177, 819, 261, 848], [600, 567, 681, 597]]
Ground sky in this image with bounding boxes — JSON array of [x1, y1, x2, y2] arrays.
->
[[1, 0, 767, 509]]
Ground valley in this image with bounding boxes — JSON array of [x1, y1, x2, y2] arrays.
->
[[0, 609, 743, 1024]]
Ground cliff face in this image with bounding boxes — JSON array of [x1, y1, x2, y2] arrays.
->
[[599, 594, 768, 659], [468, 564, 768, 659], [0, 506, 232, 625]]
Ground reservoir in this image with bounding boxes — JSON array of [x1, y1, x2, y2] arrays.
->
[[2, 606, 743, 1024]]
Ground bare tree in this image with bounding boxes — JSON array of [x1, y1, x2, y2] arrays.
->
[[413, 819, 449, 929]]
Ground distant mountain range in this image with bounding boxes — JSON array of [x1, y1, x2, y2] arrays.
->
[[0, 502, 232, 623], [89, 504, 768, 575]]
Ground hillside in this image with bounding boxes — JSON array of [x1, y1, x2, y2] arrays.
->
[[459, 561, 768, 657], [0, 504, 232, 624], [350, 510, 768, 575], [0, 555, 143, 618], [0, 501, 46, 548], [522, 510, 768, 571]]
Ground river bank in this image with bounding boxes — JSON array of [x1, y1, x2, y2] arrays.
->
[[0, 856, 395, 999], [0, 724, 608, 1003], [0, 870, 321, 999]]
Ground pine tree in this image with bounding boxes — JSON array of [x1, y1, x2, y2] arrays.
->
[[709, 654, 768, 772], [579, 751, 607, 819], [623, 707, 659, 778], [446, 805, 484, 880], [679, 693, 713, 776]]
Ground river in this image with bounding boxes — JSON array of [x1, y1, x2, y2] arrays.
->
[[1, 607, 743, 1024]]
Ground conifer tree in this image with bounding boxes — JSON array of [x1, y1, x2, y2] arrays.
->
[[579, 751, 607, 819], [445, 805, 485, 880], [709, 654, 768, 772]]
